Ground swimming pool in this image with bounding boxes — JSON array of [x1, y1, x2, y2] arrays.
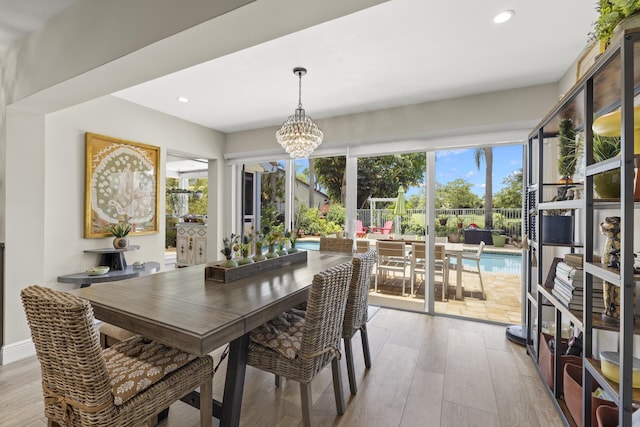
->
[[295, 240, 522, 274]]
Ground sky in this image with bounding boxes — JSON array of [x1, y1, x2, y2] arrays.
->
[[407, 145, 523, 198], [294, 144, 524, 199]]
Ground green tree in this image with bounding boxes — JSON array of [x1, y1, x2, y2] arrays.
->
[[188, 178, 208, 214], [475, 147, 493, 229], [493, 169, 523, 208], [314, 154, 426, 208], [435, 179, 482, 208]]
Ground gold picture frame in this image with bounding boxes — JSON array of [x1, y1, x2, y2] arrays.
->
[[84, 132, 160, 238]]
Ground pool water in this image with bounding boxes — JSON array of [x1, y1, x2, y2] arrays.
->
[[295, 240, 522, 274]]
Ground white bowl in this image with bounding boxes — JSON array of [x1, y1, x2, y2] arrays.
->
[[86, 266, 110, 276]]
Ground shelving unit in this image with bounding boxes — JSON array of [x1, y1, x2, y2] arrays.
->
[[525, 27, 640, 426]]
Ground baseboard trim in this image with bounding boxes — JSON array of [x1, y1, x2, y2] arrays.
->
[[1, 339, 35, 365]]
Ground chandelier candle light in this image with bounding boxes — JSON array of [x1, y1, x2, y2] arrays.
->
[[276, 67, 323, 158]]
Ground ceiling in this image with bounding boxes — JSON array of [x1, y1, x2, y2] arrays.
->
[[2, 0, 598, 136]]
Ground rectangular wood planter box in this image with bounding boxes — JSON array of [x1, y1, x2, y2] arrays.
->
[[205, 250, 308, 283]]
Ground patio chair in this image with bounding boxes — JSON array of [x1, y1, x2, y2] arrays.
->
[[343, 250, 376, 395], [247, 262, 353, 427], [409, 243, 449, 299], [21, 285, 214, 427], [355, 239, 371, 253], [319, 236, 354, 253], [375, 240, 409, 294], [460, 241, 486, 299], [355, 220, 368, 237], [372, 220, 393, 235]]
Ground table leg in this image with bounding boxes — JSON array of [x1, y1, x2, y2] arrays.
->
[[220, 333, 250, 427], [455, 254, 463, 300]]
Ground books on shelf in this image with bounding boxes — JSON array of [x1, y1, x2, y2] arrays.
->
[[563, 253, 583, 269], [552, 261, 605, 313]]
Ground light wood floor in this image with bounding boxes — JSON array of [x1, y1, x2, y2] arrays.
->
[[0, 308, 562, 427]]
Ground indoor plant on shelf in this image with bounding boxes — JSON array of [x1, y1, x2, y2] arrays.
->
[[557, 118, 581, 200], [593, 0, 640, 46], [110, 222, 131, 249], [592, 131, 621, 199]]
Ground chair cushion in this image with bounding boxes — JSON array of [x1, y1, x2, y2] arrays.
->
[[249, 309, 306, 359], [104, 335, 196, 405]]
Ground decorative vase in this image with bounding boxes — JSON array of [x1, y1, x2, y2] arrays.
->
[[594, 170, 621, 199], [288, 245, 299, 254], [277, 245, 288, 256], [223, 257, 237, 268], [541, 215, 573, 244], [448, 232, 461, 243], [238, 255, 254, 265], [113, 237, 128, 249], [253, 245, 266, 261], [266, 243, 278, 259]]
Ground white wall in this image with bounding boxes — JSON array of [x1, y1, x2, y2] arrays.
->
[[1, 0, 385, 364], [1, 96, 224, 362], [225, 83, 560, 157]]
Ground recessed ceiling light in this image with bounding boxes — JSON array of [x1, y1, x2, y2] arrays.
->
[[177, 96, 189, 103], [493, 10, 514, 24]]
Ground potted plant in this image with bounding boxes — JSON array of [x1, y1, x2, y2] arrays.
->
[[220, 233, 239, 267], [253, 228, 266, 261], [447, 224, 462, 243], [110, 222, 131, 249], [492, 232, 506, 247], [286, 230, 299, 253], [238, 234, 254, 265], [438, 214, 449, 226], [592, 132, 621, 199], [557, 118, 581, 199], [593, 0, 640, 45]]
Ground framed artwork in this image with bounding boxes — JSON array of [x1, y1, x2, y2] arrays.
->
[[84, 132, 160, 238]]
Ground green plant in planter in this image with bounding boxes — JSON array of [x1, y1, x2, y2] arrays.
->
[[593, 0, 640, 43], [557, 118, 583, 201], [110, 222, 131, 237], [558, 118, 579, 182], [110, 222, 131, 249], [593, 132, 621, 198]]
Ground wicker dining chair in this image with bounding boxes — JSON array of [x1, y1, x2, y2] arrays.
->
[[247, 262, 353, 427], [21, 285, 214, 427], [342, 250, 376, 395]]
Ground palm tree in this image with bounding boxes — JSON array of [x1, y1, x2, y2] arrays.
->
[[308, 158, 315, 208], [475, 147, 493, 230]]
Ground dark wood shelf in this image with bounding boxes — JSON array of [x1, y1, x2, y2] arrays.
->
[[539, 285, 583, 330], [585, 357, 640, 406]]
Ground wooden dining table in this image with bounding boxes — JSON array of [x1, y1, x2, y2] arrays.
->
[[72, 250, 351, 427]]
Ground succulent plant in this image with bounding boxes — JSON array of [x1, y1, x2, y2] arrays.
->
[[110, 222, 131, 237]]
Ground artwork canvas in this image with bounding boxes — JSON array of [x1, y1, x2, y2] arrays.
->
[[85, 132, 160, 238]]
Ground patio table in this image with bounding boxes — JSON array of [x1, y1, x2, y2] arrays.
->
[[376, 239, 465, 299]]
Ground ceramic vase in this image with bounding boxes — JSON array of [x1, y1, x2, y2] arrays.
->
[[113, 237, 128, 249], [223, 257, 237, 268], [266, 243, 278, 259]]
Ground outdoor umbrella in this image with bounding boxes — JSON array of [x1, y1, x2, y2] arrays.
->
[[393, 186, 406, 234]]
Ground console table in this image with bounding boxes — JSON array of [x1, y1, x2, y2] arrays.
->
[[84, 245, 141, 270], [58, 261, 161, 288]]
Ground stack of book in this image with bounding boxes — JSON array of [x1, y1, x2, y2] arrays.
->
[[552, 260, 605, 313]]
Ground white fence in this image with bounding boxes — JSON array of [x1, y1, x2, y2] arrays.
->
[[356, 208, 522, 237]]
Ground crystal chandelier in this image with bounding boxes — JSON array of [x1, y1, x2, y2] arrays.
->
[[276, 67, 323, 158]]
